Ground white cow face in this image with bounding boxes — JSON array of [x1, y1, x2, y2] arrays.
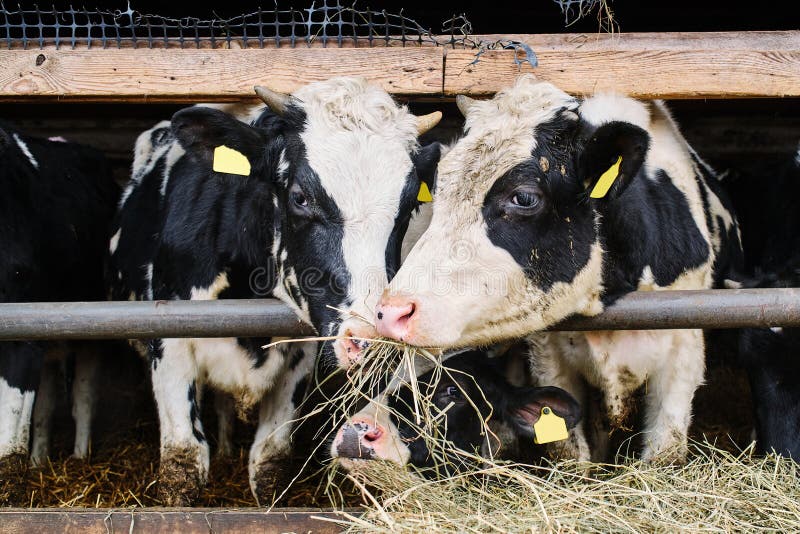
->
[[374, 76, 652, 349]]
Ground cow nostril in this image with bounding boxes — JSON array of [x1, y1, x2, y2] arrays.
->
[[403, 303, 415, 322], [377, 311, 383, 320], [363, 427, 383, 442]]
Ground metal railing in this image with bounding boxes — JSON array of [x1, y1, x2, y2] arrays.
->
[[1, 288, 798, 341]]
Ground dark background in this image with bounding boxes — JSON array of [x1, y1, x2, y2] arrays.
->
[[19, 0, 800, 32]]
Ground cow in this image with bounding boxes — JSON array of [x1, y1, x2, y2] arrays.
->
[[108, 77, 443, 505], [0, 121, 117, 503], [734, 262, 800, 460], [367, 75, 742, 464], [330, 346, 582, 473], [723, 142, 800, 459]]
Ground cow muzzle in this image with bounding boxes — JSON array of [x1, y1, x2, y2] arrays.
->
[[334, 322, 377, 369], [331, 418, 384, 461], [375, 293, 418, 343]]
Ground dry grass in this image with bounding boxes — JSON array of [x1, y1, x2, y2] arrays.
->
[[314, 340, 799, 533], [327, 443, 800, 533], [3, 335, 795, 534]]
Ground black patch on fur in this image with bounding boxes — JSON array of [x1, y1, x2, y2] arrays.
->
[[483, 114, 596, 292], [188, 382, 206, 443], [736, 263, 800, 459], [599, 169, 710, 303], [291, 375, 309, 408]]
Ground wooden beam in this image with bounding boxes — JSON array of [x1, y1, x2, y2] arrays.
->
[[445, 31, 800, 99], [0, 32, 798, 101], [0, 508, 350, 534], [0, 48, 443, 102]]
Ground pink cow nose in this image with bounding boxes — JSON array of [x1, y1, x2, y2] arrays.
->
[[375, 297, 417, 341], [333, 419, 385, 460], [336, 328, 372, 368]]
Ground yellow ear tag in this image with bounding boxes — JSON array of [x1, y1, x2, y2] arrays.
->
[[213, 145, 251, 176], [417, 182, 433, 203], [589, 155, 622, 199], [533, 406, 569, 444]]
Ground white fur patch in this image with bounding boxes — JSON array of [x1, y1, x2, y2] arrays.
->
[[579, 94, 651, 131], [277, 148, 289, 182], [13, 133, 38, 169], [160, 143, 186, 198], [0, 377, 36, 458], [109, 228, 122, 255], [145, 263, 154, 300]]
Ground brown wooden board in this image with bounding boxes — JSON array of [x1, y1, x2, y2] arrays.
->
[[444, 31, 800, 99], [0, 508, 352, 533], [0, 47, 443, 102], [1, 32, 799, 101]]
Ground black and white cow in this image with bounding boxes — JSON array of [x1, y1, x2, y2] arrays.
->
[[367, 75, 742, 464], [0, 121, 117, 500], [735, 261, 800, 460], [330, 348, 581, 472], [723, 142, 800, 459], [109, 77, 442, 505]]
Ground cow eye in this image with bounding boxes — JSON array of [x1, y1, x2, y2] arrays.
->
[[439, 384, 462, 400], [504, 186, 543, 215], [291, 189, 308, 207], [288, 184, 311, 216], [511, 190, 540, 208]]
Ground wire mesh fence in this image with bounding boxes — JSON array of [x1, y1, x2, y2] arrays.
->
[[0, 0, 535, 65]]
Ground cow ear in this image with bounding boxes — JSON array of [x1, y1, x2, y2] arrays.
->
[[171, 107, 267, 172], [578, 121, 649, 201], [503, 386, 581, 440], [413, 141, 442, 196]]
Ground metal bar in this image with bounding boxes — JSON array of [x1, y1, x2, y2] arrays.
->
[[0, 299, 316, 340], [552, 288, 800, 331], [0, 289, 798, 341], [0, 508, 350, 534]]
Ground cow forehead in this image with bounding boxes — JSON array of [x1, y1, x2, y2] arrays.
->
[[295, 78, 419, 220], [437, 78, 577, 208]]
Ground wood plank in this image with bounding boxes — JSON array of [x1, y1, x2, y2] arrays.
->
[[1, 31, 798, 101], [0, 47, 443, 102], [0, 508, 351, 534], [444, 31, 800, 98]]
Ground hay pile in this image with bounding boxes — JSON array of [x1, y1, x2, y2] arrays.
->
[[329, 445, 800, 533], [318, 340, 799, 533], [5, 335, 795, 529]]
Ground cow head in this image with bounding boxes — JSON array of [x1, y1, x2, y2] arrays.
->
[[374, 75, 650, 348], [171, 78, 442, 368], [329, 349, 581, 471]]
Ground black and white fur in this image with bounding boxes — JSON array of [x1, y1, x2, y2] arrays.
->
[[375, 75, 742, 463], [0, 121, 116, 497], [109, 77, 441, 505], [331, 347, 581, 472], [723, 142, 800, 459]]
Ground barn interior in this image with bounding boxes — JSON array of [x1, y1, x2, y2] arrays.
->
[[0, 0, 797, 508]]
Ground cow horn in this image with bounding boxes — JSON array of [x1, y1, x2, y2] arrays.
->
[[416, 111, 442, 135], [456, 95, 477, 117], [254, 86, 290, 115]]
